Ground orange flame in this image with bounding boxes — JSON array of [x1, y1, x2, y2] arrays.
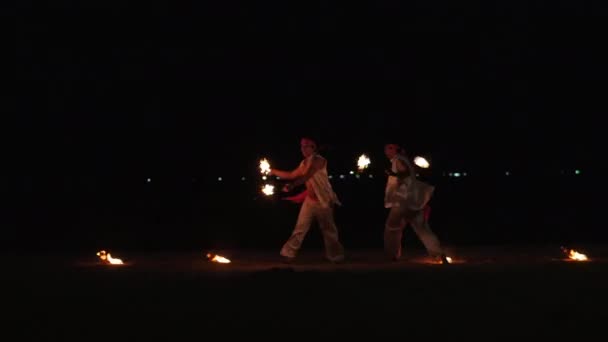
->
[[414, 156, 430, 169], [207, 253, 231, 264], [562, 247, 588, 261], [96, 250, 124, 265], [428, 255, 454, 264]]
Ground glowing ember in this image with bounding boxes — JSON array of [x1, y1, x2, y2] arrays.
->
[[562, 247, 588, 261], [261, 184, 275, 196], [357, 154, 371, 171], [96, 250, 124, 265], [260, 158, 271, 175], [414, 156, 430, 169], [206, 253, 231, 264]]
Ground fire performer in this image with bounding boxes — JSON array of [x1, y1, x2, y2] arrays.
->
[[268, 137, 345, 263], [383, 143, 449, 264]]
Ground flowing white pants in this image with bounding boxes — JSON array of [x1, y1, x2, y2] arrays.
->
[[384, 206, 443, 259], [280, 197, 345, 261]]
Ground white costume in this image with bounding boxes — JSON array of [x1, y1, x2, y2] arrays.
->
[[280, 154, 345, 262], [384, 154, 444, 259]]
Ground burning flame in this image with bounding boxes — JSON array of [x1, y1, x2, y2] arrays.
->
[[206, 253, 231, 264], [357, 154, 371, 171], [562, 247, 588, 261], [414, 156, 430, 169], [96, 250, 124, 265], [260, 158, 271, 175], [428, 255, 454, 265], [261, 184, 275, 196]]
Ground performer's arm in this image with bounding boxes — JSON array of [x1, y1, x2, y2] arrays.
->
[[284, 157, 325, 191], [386, 159, 410, 179], [270, 165, 304, 180]]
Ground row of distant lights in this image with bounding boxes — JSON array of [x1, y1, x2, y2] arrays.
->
[[145, 170, 582, 183], [443, 169, 582, 178], [220, 172, 375, 182]]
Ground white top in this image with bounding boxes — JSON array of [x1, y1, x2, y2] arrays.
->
[[301, 154, 341, 208], [384, 154, 434, 210]]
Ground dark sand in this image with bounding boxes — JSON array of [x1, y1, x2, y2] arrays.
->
[[7, 245, 608, 340]]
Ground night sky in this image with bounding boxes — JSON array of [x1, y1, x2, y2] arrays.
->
[[15, 1, 604, 183], [9, 6, 608, 339]]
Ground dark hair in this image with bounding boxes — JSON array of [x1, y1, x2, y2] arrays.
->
[[385, 143, 406, 155], [300, 137, 319, 151]]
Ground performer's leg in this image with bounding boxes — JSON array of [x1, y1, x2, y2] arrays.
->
[[384, 206, 406, 259], [410, 210, 444, 257], [280, 198, 315, 258], [316, 205, 345, 262]]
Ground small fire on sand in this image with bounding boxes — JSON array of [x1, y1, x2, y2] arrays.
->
[[96, 250, 124, 265], [206, 253, 231, 264], [561, 247, 588, 261]]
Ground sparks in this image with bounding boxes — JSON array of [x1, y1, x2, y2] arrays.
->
[[357, 154, 371, 171], [260, 158, 271, 175], [261, 184, 275, 196]]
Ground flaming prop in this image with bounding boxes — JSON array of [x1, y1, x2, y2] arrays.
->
[[561, 247, 588, 261], [96, 250, 124, 265], [357, 154, 371, 171], [414, 156, 430, 169], [261, 184, 275, 196], [260, 158, 271, 175], [206, 253, 231, 264]]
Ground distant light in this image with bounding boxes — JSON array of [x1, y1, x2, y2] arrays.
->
[[339, 175, 345, 179], [241, 177, 246, 181], [505, 171, 510, 176], [453, 172, 461, 178], [349, 171, 355, 175], [369, 174, 373, 178], [218, 177, 223, 181], [276, 176, 281, 180], [463, 172, 468, 177], [146, 178, 152, 183], [262, 176, 267, 180], [328, 175, 333, 179], [448, 173, 453, 177], [575, 169, 581, 175], [355, 174, 360, 179]]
